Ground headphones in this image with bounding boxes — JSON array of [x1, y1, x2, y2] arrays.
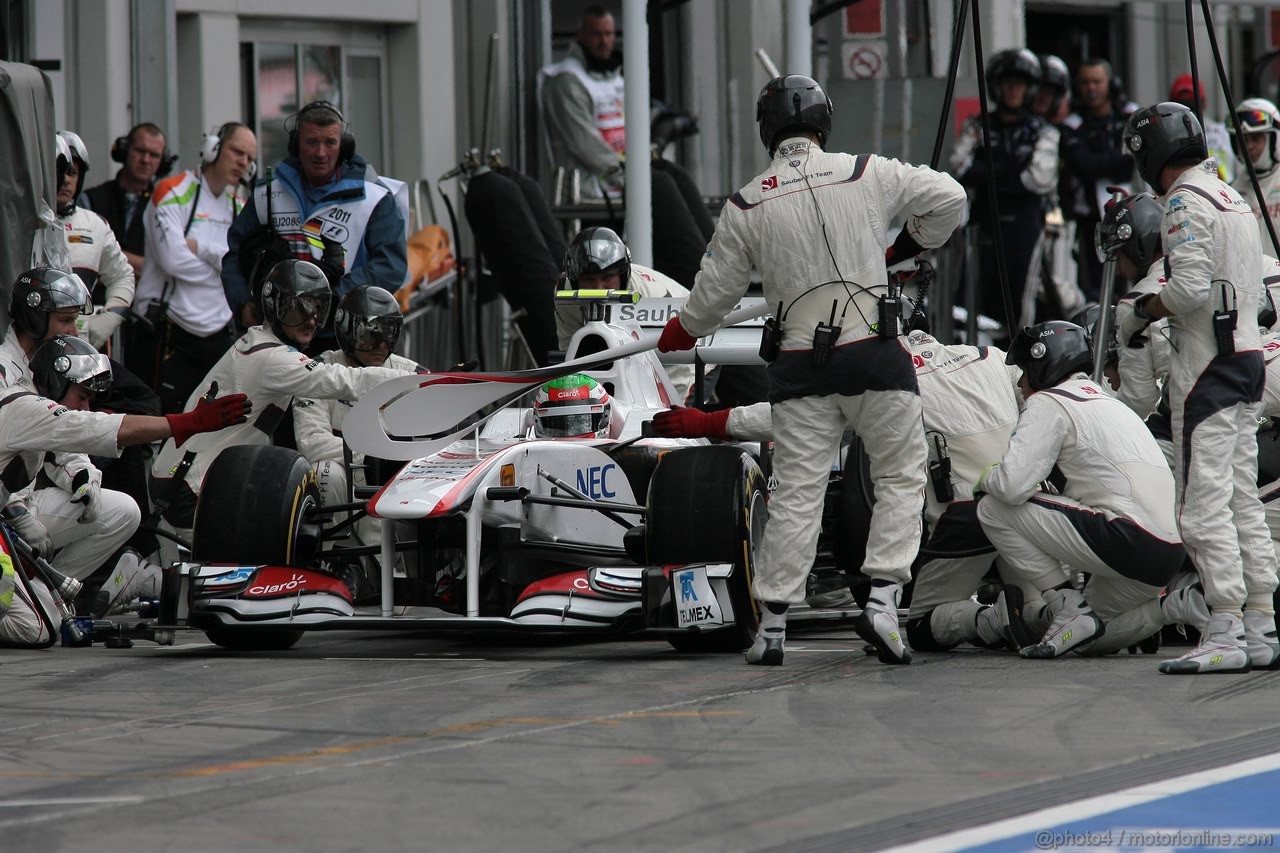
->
[[110, 123, 177, 178], [286, 101, 356, 163], [200, 121, 257, 182]]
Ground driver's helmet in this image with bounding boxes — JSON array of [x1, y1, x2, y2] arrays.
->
[[532, 373, 614, 438], [334, 285, 403, 357], [30, 335, 113, 402]]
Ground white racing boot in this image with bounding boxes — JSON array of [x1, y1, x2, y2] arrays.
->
[[91, 550, 162, 618], [1021, 587, 1104, 659], [1160, 572, 1211, 635], [1158, 611, 1251, 674], [975, 586, 1038, 651], [855, 581, 911, 664], [1243, 611, 1280, 670], [746, 604, 786, 666]]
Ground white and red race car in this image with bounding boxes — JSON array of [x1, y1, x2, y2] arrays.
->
[[142, 294, 783, 652]]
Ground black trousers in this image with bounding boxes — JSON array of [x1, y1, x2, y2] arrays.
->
[[157, 320, 234, 414]]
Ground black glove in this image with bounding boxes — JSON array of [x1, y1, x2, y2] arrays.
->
[[886, 228, 925, 267], [239, 225, 293, 289], [315, 236, 347, 290]]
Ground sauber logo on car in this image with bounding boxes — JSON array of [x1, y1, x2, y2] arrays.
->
[[761, 175, 778, 192]]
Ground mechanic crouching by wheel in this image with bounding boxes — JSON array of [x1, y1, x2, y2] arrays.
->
[[656, 75, 966, 666], [293, 286, 421, 545], [654, 299, 1037, 652], [150, 260, 417, 540], [0, 336, 250, 642], [975, 321, 1186, 659]]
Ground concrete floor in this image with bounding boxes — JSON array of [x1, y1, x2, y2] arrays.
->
[[1, 624, 1276, 852]]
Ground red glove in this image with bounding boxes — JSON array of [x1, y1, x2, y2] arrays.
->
[[652, 407, 732, 440], [165, 393, 253, 447], [885, 228, 925, 266], [657, 314, 699, 352]]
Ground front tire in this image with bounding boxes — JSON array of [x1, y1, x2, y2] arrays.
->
[[192, 445, 322, 567], [646, 446, 766, 653]]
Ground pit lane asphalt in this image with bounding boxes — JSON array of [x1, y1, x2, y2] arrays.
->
[[1, 620, 1277, 853]]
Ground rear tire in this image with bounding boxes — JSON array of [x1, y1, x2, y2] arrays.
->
[[646, 446, 766, 653], [192, 445, 321, 567]]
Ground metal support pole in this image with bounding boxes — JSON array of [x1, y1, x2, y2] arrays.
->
[[622, 0, 652, 266], [380, 521, 395, 617], [1092, 259, 1118, 384], [784, 0, 812, 76], [465, 507, 482, 618]]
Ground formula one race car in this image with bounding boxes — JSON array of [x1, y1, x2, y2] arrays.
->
[[134, 293, 818, 653]]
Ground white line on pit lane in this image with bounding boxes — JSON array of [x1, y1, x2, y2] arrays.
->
[[0, 797, 146, 808], [883, 751, 1280, 853]]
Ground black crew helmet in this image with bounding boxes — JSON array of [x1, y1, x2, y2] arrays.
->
[[1095, 192, 1164, 270], [1038, 54, 1069, 96], [564, 226, 631, 289], [260, 259, 333, 335], [985, 48, 1041, 105], [1069, 303, 1118, 370], [1124, 102, 1207, 193], [334, 285, 403, 357], [1006, 321, 1093, 391], [756, 75, 833, 155], [10, 267, 92, 340], [30, 335, 113, 401]]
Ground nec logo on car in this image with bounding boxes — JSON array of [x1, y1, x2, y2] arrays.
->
[[576, 463, 617, 499]]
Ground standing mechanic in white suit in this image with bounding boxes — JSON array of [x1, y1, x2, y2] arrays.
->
[[657, 75, 966, 666], [1119, 103, 1280, 673], [55, 132, 135, 350], [977, 321, 1186, 658], [151, 260, 415, 537]]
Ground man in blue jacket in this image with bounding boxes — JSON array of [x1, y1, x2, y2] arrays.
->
[[222, 101, 407, 331]]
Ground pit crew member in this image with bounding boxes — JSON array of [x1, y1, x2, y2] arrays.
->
[[657, 74, 966, 666], [150, 260, 416, 536], [1120, 102, 1279, 673]]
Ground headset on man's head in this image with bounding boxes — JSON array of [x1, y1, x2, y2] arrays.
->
[[285, 100, 356, 163], [110, 123, 177, 178], [200, 121, 258, 182]]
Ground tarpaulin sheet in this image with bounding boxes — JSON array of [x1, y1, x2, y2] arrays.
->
[[0, 61, 57, 337]]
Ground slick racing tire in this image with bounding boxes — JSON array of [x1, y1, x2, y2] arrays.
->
[[192, 445, 322, 568], [205, 627, 304, 652], [647, 446, 766, 653]]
